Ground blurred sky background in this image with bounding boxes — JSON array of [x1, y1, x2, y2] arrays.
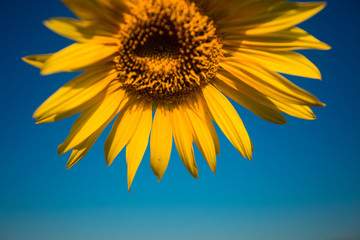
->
[[1, 0, 359, 240]]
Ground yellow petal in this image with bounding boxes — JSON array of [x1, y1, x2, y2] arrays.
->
[[44, 18, 118, 43], [126, 102, 153, 191], [150, 105, 172, 181], [270, 99, 316, 120], [66, 126, 105, 169], [34, 67, 117, 123], [104, 98, 143, 166], [61, 0, 120, 24], [222, 2, 326, 35], [220, 60, 325, 107], [170, 104, 198, 178], [185, 99, 216, 173], [198, 96, 221, 156], [61, 0, 127, 33], [41, 43, 118, 75], [203, 84, 252, 160], [22, 54, 52, 68], [223, 27, 330, 51], [58, 84, 126, 154], [199, 0, 279, 25], [231, 49, 321, 79], [61, 0, 102, 20], [97, 0, 130, 14], [214, 71, 286, 124]]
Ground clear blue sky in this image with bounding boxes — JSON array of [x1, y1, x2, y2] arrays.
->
[[1, 1, 359, 240]]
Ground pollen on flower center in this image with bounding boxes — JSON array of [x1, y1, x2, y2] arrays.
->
[[115, 0, 222, 103]]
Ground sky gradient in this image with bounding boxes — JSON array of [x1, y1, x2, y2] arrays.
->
[[1, 1, 360, 239]]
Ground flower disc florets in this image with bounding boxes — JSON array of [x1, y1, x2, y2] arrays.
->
[[115, 0, 222, 103]]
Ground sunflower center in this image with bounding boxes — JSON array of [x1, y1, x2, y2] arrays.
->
[[115, 0, 222, 103]]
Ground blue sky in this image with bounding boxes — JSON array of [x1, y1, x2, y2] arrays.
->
[[1, 1, 359, 240]]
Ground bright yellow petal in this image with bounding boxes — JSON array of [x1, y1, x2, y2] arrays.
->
[[97, 0, 130, 14], [62, 0, 102, 20], [198, 0, 279, 24], [44, 18, 118, 43], [221, 2, 326, 35], [270, 99, 316, 120], [22, 54, 52, 68], [223, 27, 330, 51], [230, 49, 321, 79], [214, 71, 286, 124], [34, 67, 117, 123], [104, 98, 143, 166], [220, 60, 325, 107], [61, 0, 124, 29], [185, 99, 216, 173], [198, 96, 221, 155], [203, 84, 252, 160], [66, 126, 105, 169], [170, 104, 198, 178], [58, 83, 126, 154], [150, 105, 172, 181], [41, 43, 118, 75], [126, 102, 153, 191]]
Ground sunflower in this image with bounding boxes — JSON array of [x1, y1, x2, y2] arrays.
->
[[23, 0, 329, 190]]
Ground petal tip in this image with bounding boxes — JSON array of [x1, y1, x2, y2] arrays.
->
[[322, 43, 332, 50], [105, 156, 113, 167], [65, 163, 73, 169], [57, 143, 67, 155], [21, 56, 29, 63], [319, 102, 326, 107], [151, 167, 165, 183], [43, 20, 50, 27], [40, 68, 54, 76]]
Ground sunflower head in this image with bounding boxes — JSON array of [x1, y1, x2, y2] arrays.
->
[[23, 0, 330, 191]]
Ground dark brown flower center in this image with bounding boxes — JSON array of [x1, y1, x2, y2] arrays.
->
[[115, 0, 222, 103]]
